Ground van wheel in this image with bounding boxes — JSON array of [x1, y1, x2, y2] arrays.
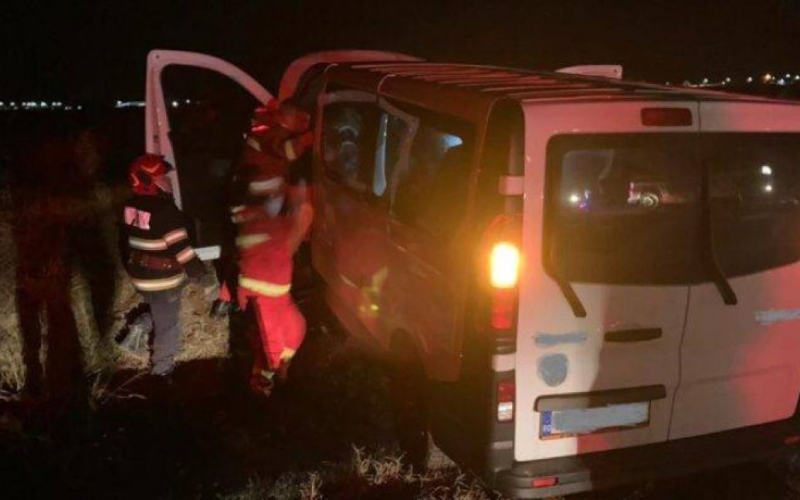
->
[[389, 337, 454, 471]]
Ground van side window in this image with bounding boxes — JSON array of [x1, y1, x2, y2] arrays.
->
[[322, 102, 380, 194], [391, 123, 473, 242]]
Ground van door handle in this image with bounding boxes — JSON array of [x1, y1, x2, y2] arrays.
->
[[604, 328, 662, 343]]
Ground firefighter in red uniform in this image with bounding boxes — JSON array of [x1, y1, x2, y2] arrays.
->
[[120, 154, 217, 379], [215, 99, 311, 308], [220, 99, 314, 395]]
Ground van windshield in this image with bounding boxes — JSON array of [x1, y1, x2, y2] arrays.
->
[[546, 133, 800, 285]]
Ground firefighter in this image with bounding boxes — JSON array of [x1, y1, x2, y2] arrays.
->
[[218, 99, 314, 396], [120, 154, 217, 379], [215, 99, 313, 311], [231, 171, 312, 396]]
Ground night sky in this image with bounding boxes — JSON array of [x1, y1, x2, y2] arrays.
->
[[3, 0, 800, 102]]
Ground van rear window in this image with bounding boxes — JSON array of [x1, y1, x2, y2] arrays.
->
[[546, 133, 800, 285]]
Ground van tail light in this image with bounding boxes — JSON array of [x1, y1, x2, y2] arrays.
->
[[491, 289, 517, 330], [482, 214, 521, 336], [489, 241, 520, 331], [641, 107, 693, 126], [497, 379, 515, 422], [490, 242, 520, 289], [532, 476, 559, 488]]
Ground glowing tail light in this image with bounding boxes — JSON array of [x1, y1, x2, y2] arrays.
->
[[490, 242, 520, 289], [532, 477, 558, 488], [483, 216, 521, 333], [497, 379, 515, 422], [491, 289, 516, 330]]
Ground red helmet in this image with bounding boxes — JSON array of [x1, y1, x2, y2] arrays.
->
[[128, 154, 172, 195]]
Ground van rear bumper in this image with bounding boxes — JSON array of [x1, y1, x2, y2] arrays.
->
[[496, 416, 800, 499]]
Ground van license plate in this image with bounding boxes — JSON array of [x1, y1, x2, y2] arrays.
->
[[540, 402, 650, 439]]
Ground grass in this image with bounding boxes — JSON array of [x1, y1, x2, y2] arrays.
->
[[221, 446, 502, 500]]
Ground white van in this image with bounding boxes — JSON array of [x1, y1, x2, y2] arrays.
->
[[145, 50, 800, 498]]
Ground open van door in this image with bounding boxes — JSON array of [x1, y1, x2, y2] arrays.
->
[[145, 49, 274, 260], [146, 50, 419, 261]]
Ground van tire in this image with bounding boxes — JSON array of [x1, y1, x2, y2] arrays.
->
[[389, 334, 454, 471]]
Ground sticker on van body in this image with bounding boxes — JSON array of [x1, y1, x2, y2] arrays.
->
[[537, 354, 569, 387], [534, 331, 588, 347], [755, 309, 800, 326]]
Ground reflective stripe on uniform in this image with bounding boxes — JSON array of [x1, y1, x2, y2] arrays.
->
[[232, 213, 255, 224], [131, 274, 185, 291], [280, 348, 296, 361], [175, 247, 196, 263], [129, 236, 168, 250], [239, 276, 291, 297], [164, 228, 188, 245], [236, 233, 271, 249], [284, 140, 297, 161], [248, 177, 284, 195]]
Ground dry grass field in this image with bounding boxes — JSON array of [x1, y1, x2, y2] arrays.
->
[[0, 184, 228, 401]]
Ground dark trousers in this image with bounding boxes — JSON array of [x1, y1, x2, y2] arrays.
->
[[17, 278, 83, 401], [141, 287, 182, 375]]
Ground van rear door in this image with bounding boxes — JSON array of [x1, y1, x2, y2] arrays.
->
[[670, 102, 800, 439], [515, 101, 699, 462]]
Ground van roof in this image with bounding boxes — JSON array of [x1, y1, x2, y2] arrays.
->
[[330, 61, 799, 121]]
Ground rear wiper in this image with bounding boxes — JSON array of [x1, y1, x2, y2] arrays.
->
[[555, 277, 587, 318], [548, 220, 587, 318], [700, 162, 738, 305]]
